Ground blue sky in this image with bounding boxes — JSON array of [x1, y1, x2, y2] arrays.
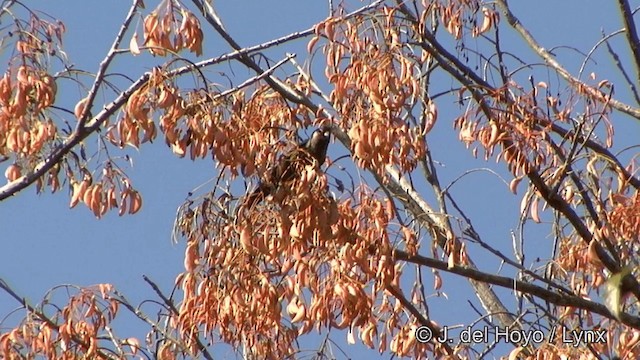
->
[[1, 0, 639, 358]]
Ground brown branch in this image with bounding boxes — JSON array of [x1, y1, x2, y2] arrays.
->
[[524, 164, 640, 303], [191, 0, 387, 110], [142, 276, 215, 360], [602, 29, 640, 105], [405, 3, 640, 191], [398, 3, 639, 281], [394, 251, 640, 329], [211, 54, 295, 102], [112, 290, 189, 359], [393, 6, 530, 332], [377, 158, 521, 334], [616, 0, 640, 87], [0, 1, 143, 200], [496, 0, 640, 121], [384, 285, 457, 357], [546, 121, 640, 190], [0, 30, 305, 201], [77, 0, 141, 128]]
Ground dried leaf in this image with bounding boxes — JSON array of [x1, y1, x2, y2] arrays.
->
[[130, 32, 141, 55], [74, 97, 89, 120]]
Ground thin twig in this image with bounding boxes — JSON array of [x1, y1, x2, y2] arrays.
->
[[496, 0, 640, 120], [601, 29, 640, 105], [384, 284, 457, 357], [143, 275, 215, 360], [211, 54, 295, 102], [77, 0, 141, 129]]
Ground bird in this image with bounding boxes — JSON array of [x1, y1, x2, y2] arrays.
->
[[243, 126, 331, 210]]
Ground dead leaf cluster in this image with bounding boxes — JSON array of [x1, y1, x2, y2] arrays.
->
[[142, 1, 203, 56]]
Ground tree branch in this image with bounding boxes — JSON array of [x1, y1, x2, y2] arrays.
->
[[616, 0, 640, 87], [496, 0, 640, 121], [384, 285, 457, 357], [0, 34, 301, 201], [0, 278, 116, 359], [142, 275, 215, 360], [76, 0, 141, 129], [394, 251, 640, 329]]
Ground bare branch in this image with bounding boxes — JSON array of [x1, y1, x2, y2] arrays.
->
[[394, 251, 640, 329], [76, 0, 141, 128], [496, 0, 640, 121], [616, 0, 640, 87]]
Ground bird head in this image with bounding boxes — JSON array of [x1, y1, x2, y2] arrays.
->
[[303, 127, 331, 165]]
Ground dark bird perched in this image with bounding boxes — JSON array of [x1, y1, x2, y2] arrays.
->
[[244, 126, 331, 209]]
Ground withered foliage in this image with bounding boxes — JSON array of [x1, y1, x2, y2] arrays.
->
[[143, 0, 203, 56], [0, 285, 126, 360], [175, 182, 425, 358], [317, 8, 427, 179], [0, 15, 61, 189], [1, 0, 640, 359]]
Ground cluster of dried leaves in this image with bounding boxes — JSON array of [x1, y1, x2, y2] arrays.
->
[[609, 192, 640, 244], [0, 285, 139, 359], [455, 79, 615, 179], [140, 0, 203, 56], [175, 179, 428, 358], [315, 9, 427, 180], [0, 14, 62, 189]]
